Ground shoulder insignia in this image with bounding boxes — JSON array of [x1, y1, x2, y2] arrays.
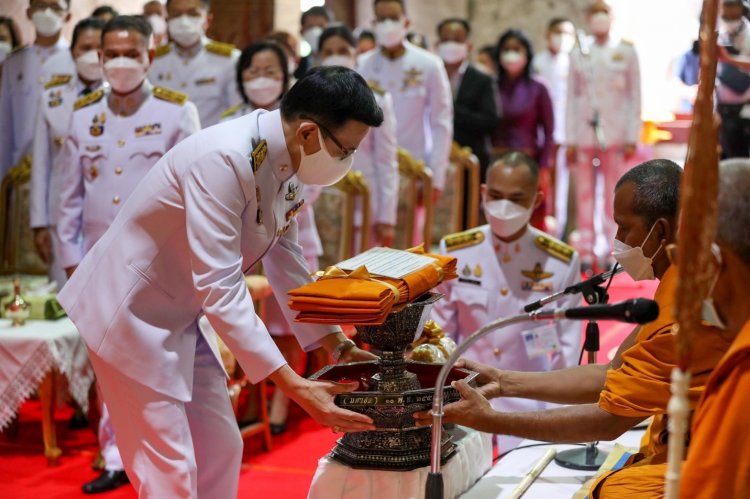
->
[[206, 40, 235, 57], [74, 88, 105, 110], [251, 139, 268, 173], [155, 44, 172, 58], [221, 102, 243, 119], [44, 73, 72, 89], [443, 229, 485, 252], [368, 80, 386, 96], [153, 86, 188, 106], [535, 234, 574, 263]]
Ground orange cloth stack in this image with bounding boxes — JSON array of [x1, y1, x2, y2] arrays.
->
[[288, 245, 457, 325]]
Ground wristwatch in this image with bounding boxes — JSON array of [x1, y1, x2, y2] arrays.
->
[[332, 339, 357, 363]]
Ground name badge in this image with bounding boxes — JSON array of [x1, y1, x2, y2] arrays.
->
[[521, 325, 560, 359]]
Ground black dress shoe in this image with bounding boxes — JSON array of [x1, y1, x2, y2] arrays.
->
[[270, 423, 287, 435], [82, 470, 130, 494]]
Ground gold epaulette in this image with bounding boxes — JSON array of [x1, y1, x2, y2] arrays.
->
[[206, 40, 235, 57], [220, 102, 243, 119], [74, 88, 105, 110], [535, 234, 574, 263], [155, 44, 172, 58], [44, 73, 72, 89], [368, 80, 386, 96], [153, 86, 188, 106], [443, 229, 485, 252]]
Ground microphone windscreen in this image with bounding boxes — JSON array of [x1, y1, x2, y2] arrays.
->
[[628, 298, 660, 324]]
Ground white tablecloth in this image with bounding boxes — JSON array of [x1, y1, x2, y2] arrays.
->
[[0, 318, 94, 430], [462, 428, 646, 498], [309, 426, 493, 499]]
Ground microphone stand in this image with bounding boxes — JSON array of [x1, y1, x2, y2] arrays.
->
[[554, 277, 609, 470]]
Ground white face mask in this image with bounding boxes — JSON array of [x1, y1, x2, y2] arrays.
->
[[168, 15, 203, 47], [438, 41, 468, 64], [320, 54, 355, 70], [32, 8, 64, 37], [484, 197, 534, 239], [500, 50, 527, 74], [0, 41, 11, 64], [296, 124, 354, 186], [303, 26, 324, 54], [243, 77, 283, 107], [612, 223, 663, 281], [147, 14, 167, 37], [589, 12, 612, 35], [702, 245, 726, 330], [104, 56, 147, 94], [375, 18, 406, 49], [287, 58, 297, 75], [549, 33, 575, 54], [720, 18, 743, 34], [75, 50, 102, 82]]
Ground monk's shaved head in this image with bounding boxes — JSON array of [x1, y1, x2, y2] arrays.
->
[[615, 159, 682, 227], [717, 159, 750, 266]]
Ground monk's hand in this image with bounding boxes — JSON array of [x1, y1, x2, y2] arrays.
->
[[291, 378, 376, 433], [455, 358, 504, 399], [412, 380, 495, 431], [339, 345, 378, 363]]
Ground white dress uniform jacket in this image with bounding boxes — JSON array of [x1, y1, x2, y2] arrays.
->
[[57, 109, 339, 401], [148, 38, 241, 127], [55, 86, 201, 270], [0, 40, 74, 177], [357, 42, 453, 190], [566, 36, 641, 148], [431, 224, 581, 447]]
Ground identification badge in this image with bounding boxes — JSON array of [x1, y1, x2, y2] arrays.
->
[[521, 325, 560, 359]]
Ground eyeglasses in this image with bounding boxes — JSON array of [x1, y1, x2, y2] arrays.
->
[[301, 116, 357, 160]]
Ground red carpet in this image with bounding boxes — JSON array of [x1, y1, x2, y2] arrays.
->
[[0, 272, 654, 498]]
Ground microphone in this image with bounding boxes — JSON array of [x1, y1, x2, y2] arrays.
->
[[532, 298, 659, 324], [524, 266, 625, 312]]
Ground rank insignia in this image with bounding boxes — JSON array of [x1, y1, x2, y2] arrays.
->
[[89, 113, 106, 137], [521, 263, 553, 282], [251, 139, 268, 173], [402, 67, 424, 91], [522, 280, 553, 292], [256, 208, 263, 225], [276, 224, 291, 237], [285, 183, 299, 201], [48, 90, 63, 108], [286, 199, 305, 221], [473, 264, 482, 278], [461, 264, 471, 277], [195, 77, 216, 85], [135, 123, 162, 137]]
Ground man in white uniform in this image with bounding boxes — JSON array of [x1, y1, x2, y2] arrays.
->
[[57, 66, 383, 498], [148, 0, 240, 127], [534, 17, 576, 239], [431, 151, 581, 450], [566, 0, 641, 269], [0, 0, 74, 179], [31, 17, 106, 290], [357, 0, 453, 203]]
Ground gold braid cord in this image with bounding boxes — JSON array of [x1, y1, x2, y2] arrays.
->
[[666, 1, 721, 497]]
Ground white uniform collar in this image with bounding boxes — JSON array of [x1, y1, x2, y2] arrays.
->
[[257, 109, 294, 183]]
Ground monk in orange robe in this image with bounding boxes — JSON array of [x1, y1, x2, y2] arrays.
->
[[678, 159, 750, 498], [413, 160, 732, 498]]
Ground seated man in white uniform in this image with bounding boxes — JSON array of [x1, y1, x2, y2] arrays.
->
[[431, 151, 582, 450], [57, 66, 384, 498]]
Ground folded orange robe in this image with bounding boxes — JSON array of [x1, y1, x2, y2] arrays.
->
[[590, 265, 732, 498], [679, 319, 750, 499]]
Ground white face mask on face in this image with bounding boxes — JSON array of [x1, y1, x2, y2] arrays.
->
[[549, 33, 575, 54], [296, 124, 354, 186], [438, 41, 468, 64], [103, 56, 147, 94], [147, 14, 167, 37], [0, 41, 11, 64], [702, 244, 726, 330], [32, 8, 64, 37], [720, 18, 743, 34], [320, 54, 355, 70], [589, 12, 612, 35], [375, 18, 406, 49], [500, 50, 527, 74], [243, 77, 283, 107], [168, 15, 203, 47], [612, 223, 663, 281], [484, 197, 534, 239], [303, 26, 324, 54], [75, 50, 102, 82]]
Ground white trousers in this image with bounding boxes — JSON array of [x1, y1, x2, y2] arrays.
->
[[48, 226, 68, 291], [90, 334, 242, 498], [98, 401, 124, 471]]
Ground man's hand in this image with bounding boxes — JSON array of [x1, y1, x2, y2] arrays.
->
[[339, 345, 378, 363], [413, 380, 497, 432], [375, 223, 395, 248], [566, 145, 577, 164], [33, 228, 52, 264], [623, 143, 637, 158], [455, 358, 504, 399]]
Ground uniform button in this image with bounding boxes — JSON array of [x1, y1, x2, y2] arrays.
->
[[500, 288, 508, 296], [280, 164, 288, 171], [112, 196, 120, 204], [493, 348, 503, 357], [115, 167, 123, 175], [117, 139, 125, 147], [502, 254, 511, 263], [54, 137, 64, 146]]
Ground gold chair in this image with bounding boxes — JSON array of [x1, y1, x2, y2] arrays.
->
[[393, 148, 433, 249], [0, 156, 47, 275]]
